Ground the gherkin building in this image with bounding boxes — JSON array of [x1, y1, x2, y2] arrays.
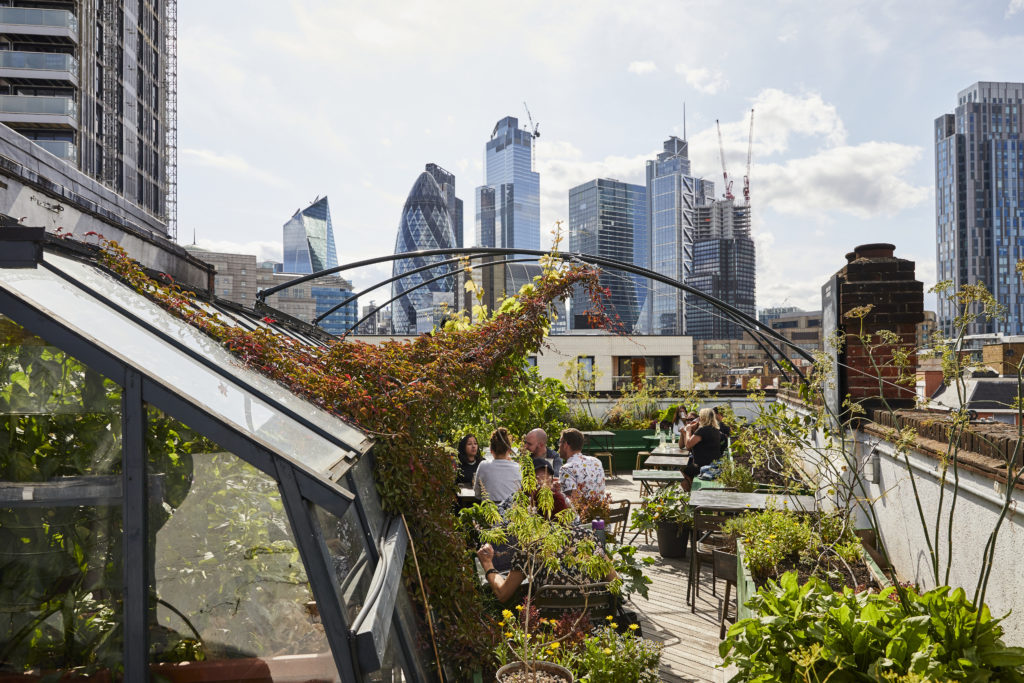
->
[[392, 172, 457, 334]]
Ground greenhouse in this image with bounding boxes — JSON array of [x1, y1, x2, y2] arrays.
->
[[0, 228, 426, 681]]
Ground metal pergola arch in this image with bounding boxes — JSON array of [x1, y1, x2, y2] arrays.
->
[[0, 234, 429, 683], [259, 247, 814, 383]]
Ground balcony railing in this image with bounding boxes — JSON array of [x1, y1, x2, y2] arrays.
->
[[0, 94, 77, 118], [0, 7, 78, 32], [0, 50, 77, 73], [31, 139, 75, 160], [612, 375, 681, 391]]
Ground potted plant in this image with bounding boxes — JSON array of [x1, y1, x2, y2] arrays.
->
[[629, 484, 692, 558]]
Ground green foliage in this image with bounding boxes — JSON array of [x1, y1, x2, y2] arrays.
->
[[629, 484, 691, 532], [723, 508, 861, 580], [459, 369, 569, 443], [716, 457, 757, 492], [721, 572, 1024, 682], [604, 376, 666, 430], [607, 544, 655, 602], [577, 624, 662, 683]]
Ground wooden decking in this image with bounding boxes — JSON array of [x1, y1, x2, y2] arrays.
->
[[606, 477, 736, 683]]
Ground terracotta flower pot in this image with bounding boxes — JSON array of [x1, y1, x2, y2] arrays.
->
[[495, 660, 574, 682], [655, 520, 691, 558]]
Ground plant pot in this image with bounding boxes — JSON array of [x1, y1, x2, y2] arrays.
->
[[495, 660, 574, 682], [655, 521, 690, 558]]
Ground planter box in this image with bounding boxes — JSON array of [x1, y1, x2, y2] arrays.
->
[[735, 537, 892, 622], [655, 520, 690, 558]]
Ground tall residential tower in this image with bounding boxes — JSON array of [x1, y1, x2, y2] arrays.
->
[[0, 0, 175, 235], [935, 81, 1024, 336]]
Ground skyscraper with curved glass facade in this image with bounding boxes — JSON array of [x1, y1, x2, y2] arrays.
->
[[282, 196, 338, 274], [392, 172, 457, 334]]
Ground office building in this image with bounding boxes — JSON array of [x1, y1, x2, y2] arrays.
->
[[425, 163, 464, 249], [476, 116, 540, 251], [392, 171, 458, 334], [0, 0, 175, 234], [283, 196, 337, 274], [641, 136, 714, 335], [686, 198, 756, 339], [568, 178, 647, 332], [935, 81, 1024, 336], [758, 306, 801, 326], [183, 246, 358, 336]]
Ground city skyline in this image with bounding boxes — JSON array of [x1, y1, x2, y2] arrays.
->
[[178, 1, 1024, 311]]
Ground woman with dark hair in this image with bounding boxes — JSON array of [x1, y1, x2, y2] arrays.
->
[[473, 427, 522, 503], [456, 434, 480, 486]]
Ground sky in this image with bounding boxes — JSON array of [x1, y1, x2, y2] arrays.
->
[[179, 0, 1024, 312]]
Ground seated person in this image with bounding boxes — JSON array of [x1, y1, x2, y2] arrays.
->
[[476, 523, 617, 603], [523, 427, 562, 476], [681, 408, 722, 492], [714, 406, 732, 455], [456, 433, 481, 486], [473, 427, 522, 503], [557, 428, 606, 497], [531, 458, 570, 518]]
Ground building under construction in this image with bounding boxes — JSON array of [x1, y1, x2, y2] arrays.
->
[[0, 0, 176, 237]]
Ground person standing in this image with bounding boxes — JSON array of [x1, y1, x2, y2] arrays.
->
[[681, 408, 722, 492], [557, 428, 605, 497], [473, 427, 522, 503], [523, 427, 562, 477]]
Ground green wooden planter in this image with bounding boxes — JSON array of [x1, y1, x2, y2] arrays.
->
[[735, 537, 891, 622]]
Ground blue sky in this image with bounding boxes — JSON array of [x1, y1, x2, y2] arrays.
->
[[179, 0, 1024, 311]]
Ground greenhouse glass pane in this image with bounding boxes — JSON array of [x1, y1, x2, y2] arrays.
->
[[149, 433, 338, 681], [0, 261, 353, 476], [0, 316, 124, 675], [315, 502, 373, 624], [45, 254, 368, 457]]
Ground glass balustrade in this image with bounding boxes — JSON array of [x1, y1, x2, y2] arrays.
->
[[31, 139, 76, 160], [0, 94, 77, 117], [0, 51, 77, 73], [0, 7, 78, 32]]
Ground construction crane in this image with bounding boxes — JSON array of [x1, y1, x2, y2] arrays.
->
[[743, 108, 754, 205], [715, 119, 734, 201], [523, 101, 540, 138]]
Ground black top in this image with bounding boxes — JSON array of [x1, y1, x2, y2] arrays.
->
[[719, 423, 731, 455], [457, 459, 480, 486], [691, 425, 722, 467]]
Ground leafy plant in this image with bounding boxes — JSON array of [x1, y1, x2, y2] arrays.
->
[[577, 624, 662, 683], [721, 572, 1024, 682], [568, 490, 611, 524], [716, 457, 757, 492], [607, 544, 654, 602], [629, 484, 691, 532]]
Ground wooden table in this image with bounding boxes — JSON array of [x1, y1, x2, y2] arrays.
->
[[643, 454, 690, 470], [632, 469, 684, 496], [688, 490, 816, 512]]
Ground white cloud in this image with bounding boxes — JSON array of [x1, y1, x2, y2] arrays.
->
[[628, 60, 657, 75], [1009, 0, 1024, 15], [181, 148, 290, 188], [675, 64, 728, 94]]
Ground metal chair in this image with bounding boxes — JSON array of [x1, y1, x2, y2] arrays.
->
[[687, 507, 740, 613], [605, 499, 631, 545], [712, 549, 738, 638]]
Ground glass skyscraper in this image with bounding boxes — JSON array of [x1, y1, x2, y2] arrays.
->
[[477, 116, 540, 251], [640, 136, 712, 335], [392, 172, 458, 334], [686, 199, 756, 339], [425, 163, 464, 248], [568, 178, 647, 332], [282, 196, 338, 274], [935, 81, 1024, 336]]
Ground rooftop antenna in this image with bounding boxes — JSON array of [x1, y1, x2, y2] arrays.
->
[[192, 227, 196, 245], [683, 102, 687, 141]]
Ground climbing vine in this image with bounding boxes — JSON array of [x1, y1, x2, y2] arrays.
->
[[98, 240, 606, 673]]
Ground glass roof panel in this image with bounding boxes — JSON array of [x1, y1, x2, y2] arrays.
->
[[44, 254, 370, 456], [0, 259, 360, 476]]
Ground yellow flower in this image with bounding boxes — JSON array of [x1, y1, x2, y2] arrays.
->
[[549, 642, 560, 650], [516, 605, 524, 612], [498, 621, 505, 627], [629, 624, 639, 631], [505, 632, 513, 638], [610, 622, 618, 629], [603, 647, 613, 654], [606, 615, 614, 621], [502, 609, 513, 619]]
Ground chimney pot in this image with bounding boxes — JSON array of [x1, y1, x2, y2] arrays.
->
[[854, 243, 896, 259]]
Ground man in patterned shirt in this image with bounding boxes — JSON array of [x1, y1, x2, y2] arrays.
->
[[557, 428, 606, 497]]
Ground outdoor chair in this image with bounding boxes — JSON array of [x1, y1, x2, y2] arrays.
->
[[635, 450, 650, 470], [712, 548, 738, 638], [594, 451, 614, 478], [687, 507, 740, 613], [605, 499, 631, 545]]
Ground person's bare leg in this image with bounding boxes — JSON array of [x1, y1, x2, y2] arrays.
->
[[683, 474, 693, 493]]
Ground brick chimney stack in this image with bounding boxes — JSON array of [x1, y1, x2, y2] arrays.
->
[[826, 243, 924, 415]]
